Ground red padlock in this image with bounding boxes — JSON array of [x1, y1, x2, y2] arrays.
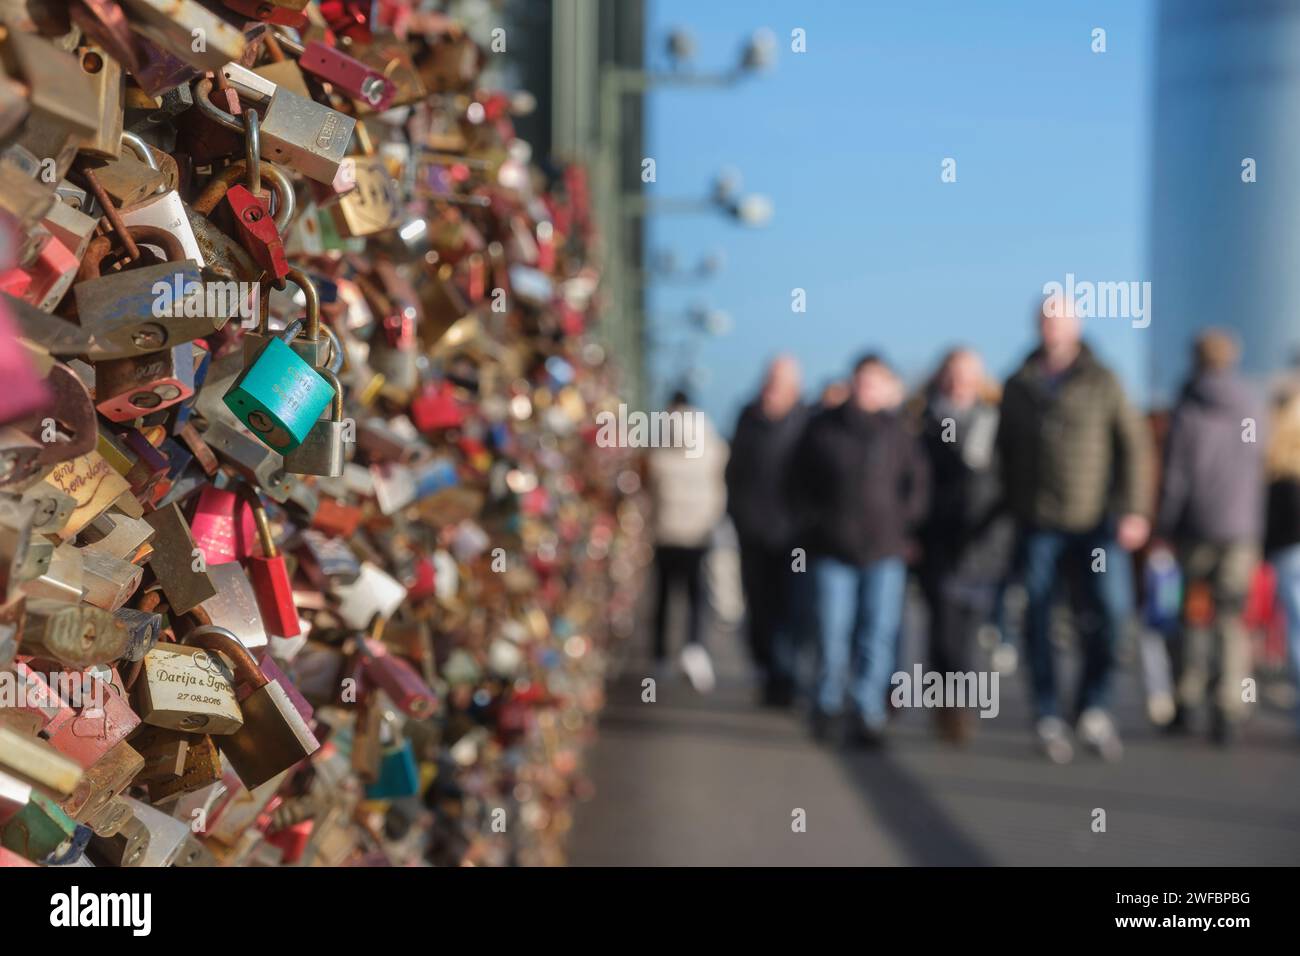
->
[[43, 670, 140, 769], [238, 484, 301, 639], [221, 0, 310, 27], [358, 635, 437, 719], [411, 380, 463, 433], [226, 184, 290, 282], [298, 41, 396, 111]]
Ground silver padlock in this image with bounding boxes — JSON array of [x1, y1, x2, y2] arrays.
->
[[282, 368, 347, 477], [215, 65, 355, 185]]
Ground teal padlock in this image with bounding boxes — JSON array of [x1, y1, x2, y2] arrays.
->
[[223, 321, 334, 453], [365, 738, 421, 800]]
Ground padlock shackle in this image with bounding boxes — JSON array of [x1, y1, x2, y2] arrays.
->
[[232, 481, 279, 559], [182, 624, 268, 690], [193, 77, 245, 135], [280, 268, 321, 342], [119, 132, 166, 198], [318, 367, 344, 421], [193, 162, 295, 234]]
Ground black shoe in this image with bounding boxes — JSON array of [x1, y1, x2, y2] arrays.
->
[[810, 709, 838, 743], [761, 679, 795, 709], [848, 717, 887, 749], [1210, 710, 1237, 747], [1162, 705, 1190, 736]]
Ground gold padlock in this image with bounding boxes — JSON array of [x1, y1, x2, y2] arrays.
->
[[135, 642, 244, 736]]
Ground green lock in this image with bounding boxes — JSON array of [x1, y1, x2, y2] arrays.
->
[[223, 321, 335, 452], [2, 790, 77, 861]]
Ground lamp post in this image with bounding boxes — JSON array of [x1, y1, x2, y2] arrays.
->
[[595, 27, 774, 409]]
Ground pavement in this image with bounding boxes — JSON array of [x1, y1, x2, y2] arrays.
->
[[567, 600, 1300, 866]]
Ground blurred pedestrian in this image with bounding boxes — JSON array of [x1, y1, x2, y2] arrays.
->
[[998, 296, 1153, 763], [1265, 391, 1300, 738], [646, 390, 729, 693], [916, 348, 1013, 744], [1156, 329, 1265, 745], [726, 355, 811, 706], [788, 354, 930, 745]]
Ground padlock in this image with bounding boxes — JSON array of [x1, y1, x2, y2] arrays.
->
[[190, 484, 257, 567], [1, 31, 100, 184], [236, 484, 299, 639], [358, 634, 437, 719], [196, 560, 270, 649], [0, 768, 31, 827], [0, 722, 84, 796], [298, 39, 396, 110], [330, 122, 402, 238], [73, 226, 231, 359], [80, 509, 155, 563], [94, 343, 199, 422], [223, 320, 335, 453], [136, 729, 222, 803], [121, 189, 208, 268], [223, 0, 310, 28], [283, 368, 347, 477], [22, 234, 81, 314], [59, 740, 143, 825], [18, 482, 76, 537], [86, 811, 148, 866], [120, 0, 257, 72], [364, 712, 420, 799], [1, 789, 78, 862], [5, 659, 75, 736], [120, 796, 196, 867], [0, 498, 37, 602], [44, 670, 142, 769], [142, 503, 218, 614], [243, 268, 330, 369], [113, 607, 162, 662], [332, 561, 407, 630], [135, 641, 243, 735], [77, 43, 125, 160], [79, 548, 143, 611], [20, 599, 130, 668], [84, 793, 134, 839], [182, 624, 320, 789], [214, 64, 356, 185], [20, 542, 83, 604], [227, 184, 291, 282]]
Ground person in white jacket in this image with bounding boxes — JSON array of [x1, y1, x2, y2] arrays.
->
[[646, 391, 729, 691]]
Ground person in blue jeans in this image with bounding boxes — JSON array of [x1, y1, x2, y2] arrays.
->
[[997, 297, 1153, 763], [786, 354, 929, 746]]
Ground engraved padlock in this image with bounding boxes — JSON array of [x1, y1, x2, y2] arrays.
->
[[136, 642, 243, 735], [93, 343, 199, 422], [223, 319, 335, 453]]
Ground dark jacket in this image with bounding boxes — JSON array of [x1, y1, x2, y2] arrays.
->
[[725, 400, 809, 551], [786, 402, 929, 566], [1157, 371, 1265, 545], [1265, 478, 1300, 555], [918, 399, 1013, 581], [998, 343, 1153, 531]]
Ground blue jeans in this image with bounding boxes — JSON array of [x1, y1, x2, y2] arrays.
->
[[1272, 544, 1300, 731], [810, 555, 907, 727], [1015, 523, 1133, 721]]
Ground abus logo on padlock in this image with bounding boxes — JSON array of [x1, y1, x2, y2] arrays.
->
[[150, 273, 260, 326]]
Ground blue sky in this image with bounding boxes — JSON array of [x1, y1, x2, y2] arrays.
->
[[642, 0, 1153, 429]]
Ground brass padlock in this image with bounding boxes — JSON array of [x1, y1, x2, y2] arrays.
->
[[183, 624, 320, 789], [79, 547, 142, 611], [136, 641, 244, 735], [76, 43, 125, 160], [20, 598, 130, 667], [330, 123, 402, 238], [142, 503, 217, 614]]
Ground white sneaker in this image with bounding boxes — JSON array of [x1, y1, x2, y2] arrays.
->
[[1035, 716, 1074, 765], [1077, 708, 1123, 762], [991, 642, 1018, 676], [679, 644, 715, 694]]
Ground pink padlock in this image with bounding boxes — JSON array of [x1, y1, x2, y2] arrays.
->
[[0, 298, 50, 426], [190, 485, 259, 567]]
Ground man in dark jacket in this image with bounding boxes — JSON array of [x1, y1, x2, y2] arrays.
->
[[726, 355, 810, 706], [998, 297, 1153, 763], [1156, 329, 1264, 744], [788, 353, 929, 745]]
